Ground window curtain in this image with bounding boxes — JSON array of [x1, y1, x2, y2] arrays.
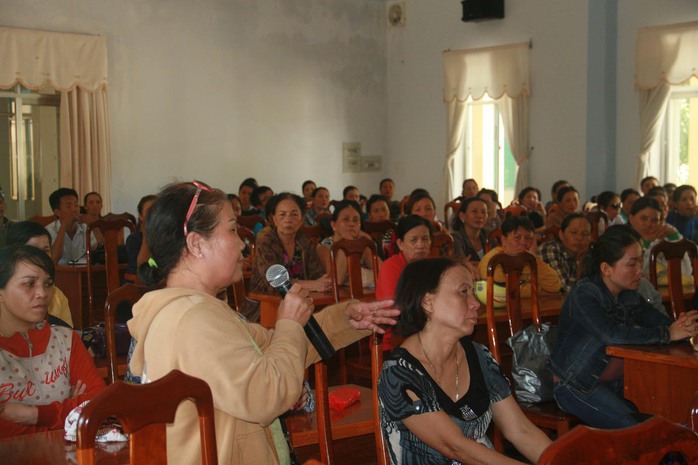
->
[[0, 27, 112, 209], [442, 41, 530, 205], [634, 21, 698, 187]]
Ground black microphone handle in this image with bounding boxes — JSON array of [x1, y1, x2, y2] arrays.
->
[[304, 315, 336, 362], [272, 282, 336, 362]]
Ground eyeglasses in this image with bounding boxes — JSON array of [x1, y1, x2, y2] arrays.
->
[[610, 203, 621, 209], [183, 180, 213, 236]]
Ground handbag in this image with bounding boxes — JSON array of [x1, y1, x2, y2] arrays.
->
[[81, 322, 132, 357], [505, 322, 557, 404]]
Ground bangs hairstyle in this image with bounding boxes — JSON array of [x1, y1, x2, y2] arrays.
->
[[366, 194, 389, 216], [266, 192, 305, 218], [394, 257, 460, 337], [138, 182, 226, 287], [581, 225, 640, 278], [405, 191, 435, 215], [556, 185, 578, 203], [331, 200, 363, 223], [501, 215, 535, 236], [6, 221, 51, 247], [451, 197, 487, 231], [518, 186, 541, 203], [672, 184, 697, 203], [396, 215, 433, 240], [0, 245, 55, 289], [560, 213, 591, 231], [629, 196, 661, 216]]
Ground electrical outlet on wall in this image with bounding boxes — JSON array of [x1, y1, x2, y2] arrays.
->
[[362, 156, 382, 172], [343, 142, 361, 173]]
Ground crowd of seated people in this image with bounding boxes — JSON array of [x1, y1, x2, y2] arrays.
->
[[3, 173, 698, 465]]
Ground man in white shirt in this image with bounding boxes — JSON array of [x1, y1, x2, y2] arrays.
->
[[47, 187, 89, 264]]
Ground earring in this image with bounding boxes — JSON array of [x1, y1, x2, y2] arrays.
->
[[198, 253, 204, 258]]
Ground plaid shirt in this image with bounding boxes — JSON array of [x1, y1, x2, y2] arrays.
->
[[539, 239, 578, 293]]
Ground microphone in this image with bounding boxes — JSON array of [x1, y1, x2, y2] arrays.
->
[[266, 264, 336, 362]]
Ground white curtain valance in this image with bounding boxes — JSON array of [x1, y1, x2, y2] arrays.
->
[[0, 27, 108, 92], [443, 41, 530, 102], [636, 20, 698, 90]]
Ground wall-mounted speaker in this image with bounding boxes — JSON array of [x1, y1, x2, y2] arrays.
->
[[461, 0, 504, 22]]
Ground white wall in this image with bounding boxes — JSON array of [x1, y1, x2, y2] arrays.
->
[[3, 0, 698, 214], [1, 0, 388, 213]]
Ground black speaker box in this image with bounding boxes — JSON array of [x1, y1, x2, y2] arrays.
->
[[461, 0, 504, 22]]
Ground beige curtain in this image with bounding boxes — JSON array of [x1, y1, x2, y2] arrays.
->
[[442, 42, 530, 205], [0, 27, 111, 209], [634, 21, 698, 187]]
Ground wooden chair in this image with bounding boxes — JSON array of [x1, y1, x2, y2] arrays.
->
[[502, 204, 528, 219], [236, 214, 266, 231], [429, 230, 454, 258], [77, 369, 217, 465], [542, 225, 560, 244], [364, 220, 397, 258], [648, 239, 698, 319], [537, 416, 698, 465], [363, 220, 396, 236], [443, 200, 461, 230], [101, 283, 149, 384], [584, 210, 609, 240], [486, 228, 503, 252], [28, 214, 56, 226], [485, 252, 578, 447], [300, 224, 327, 245], [86, 219, 135, 319], [329, 237, 380, 384], [285, 332, 389, 465]]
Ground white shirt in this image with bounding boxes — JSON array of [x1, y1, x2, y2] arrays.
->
[[48, 219, 91, 264]]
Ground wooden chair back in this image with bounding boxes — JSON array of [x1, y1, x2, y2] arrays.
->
[[485, 252, 540, 363], [363, 220, 396, 236], [486, 228, 503, 252], [289, 331, 389, 465], [542, 225, 561, 244], [502, 204, 528, 219], [443, 200, 461, 230], [648, 238, 698, 319], [429, 231, 454, 258], [101, 213, 137, 244], [537, 416, 698, 465], [103, 283, 149, 384], [236, 214, 266, 231], [76, 369, 218, 465], [86, 219, 135, 317], [584, 210, 609, 240], [300, 224, 326, 246], [329, 237, 379, 302], [29, 214, 56, 226], [485, 251, 577, 443]]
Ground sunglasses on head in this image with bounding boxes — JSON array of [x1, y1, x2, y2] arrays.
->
[[183, 180, 213, 236]]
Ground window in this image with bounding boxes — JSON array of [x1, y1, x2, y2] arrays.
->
[[660, 76, 698, 186], [0, 84, 60, 220], [455, 96, 517, 204]]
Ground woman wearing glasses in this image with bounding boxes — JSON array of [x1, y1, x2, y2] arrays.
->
[[595, 191, 623, 226], [128, 181, 398, 465]]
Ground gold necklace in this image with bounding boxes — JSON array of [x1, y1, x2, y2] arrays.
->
[[417, 333, 460, 401]]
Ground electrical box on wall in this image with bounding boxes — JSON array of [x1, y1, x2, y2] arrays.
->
[[362, 156, 382, 172], [343, 142, 361, 173]]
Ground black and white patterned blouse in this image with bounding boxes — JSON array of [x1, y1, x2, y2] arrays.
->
[[378, 338, 511, 465]]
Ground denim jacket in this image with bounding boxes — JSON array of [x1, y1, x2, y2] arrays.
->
[[549, 274, 672, 394]]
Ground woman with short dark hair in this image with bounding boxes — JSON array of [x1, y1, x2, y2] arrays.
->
[[0, 245, 104, 438], [378, 257, 551, 464]]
